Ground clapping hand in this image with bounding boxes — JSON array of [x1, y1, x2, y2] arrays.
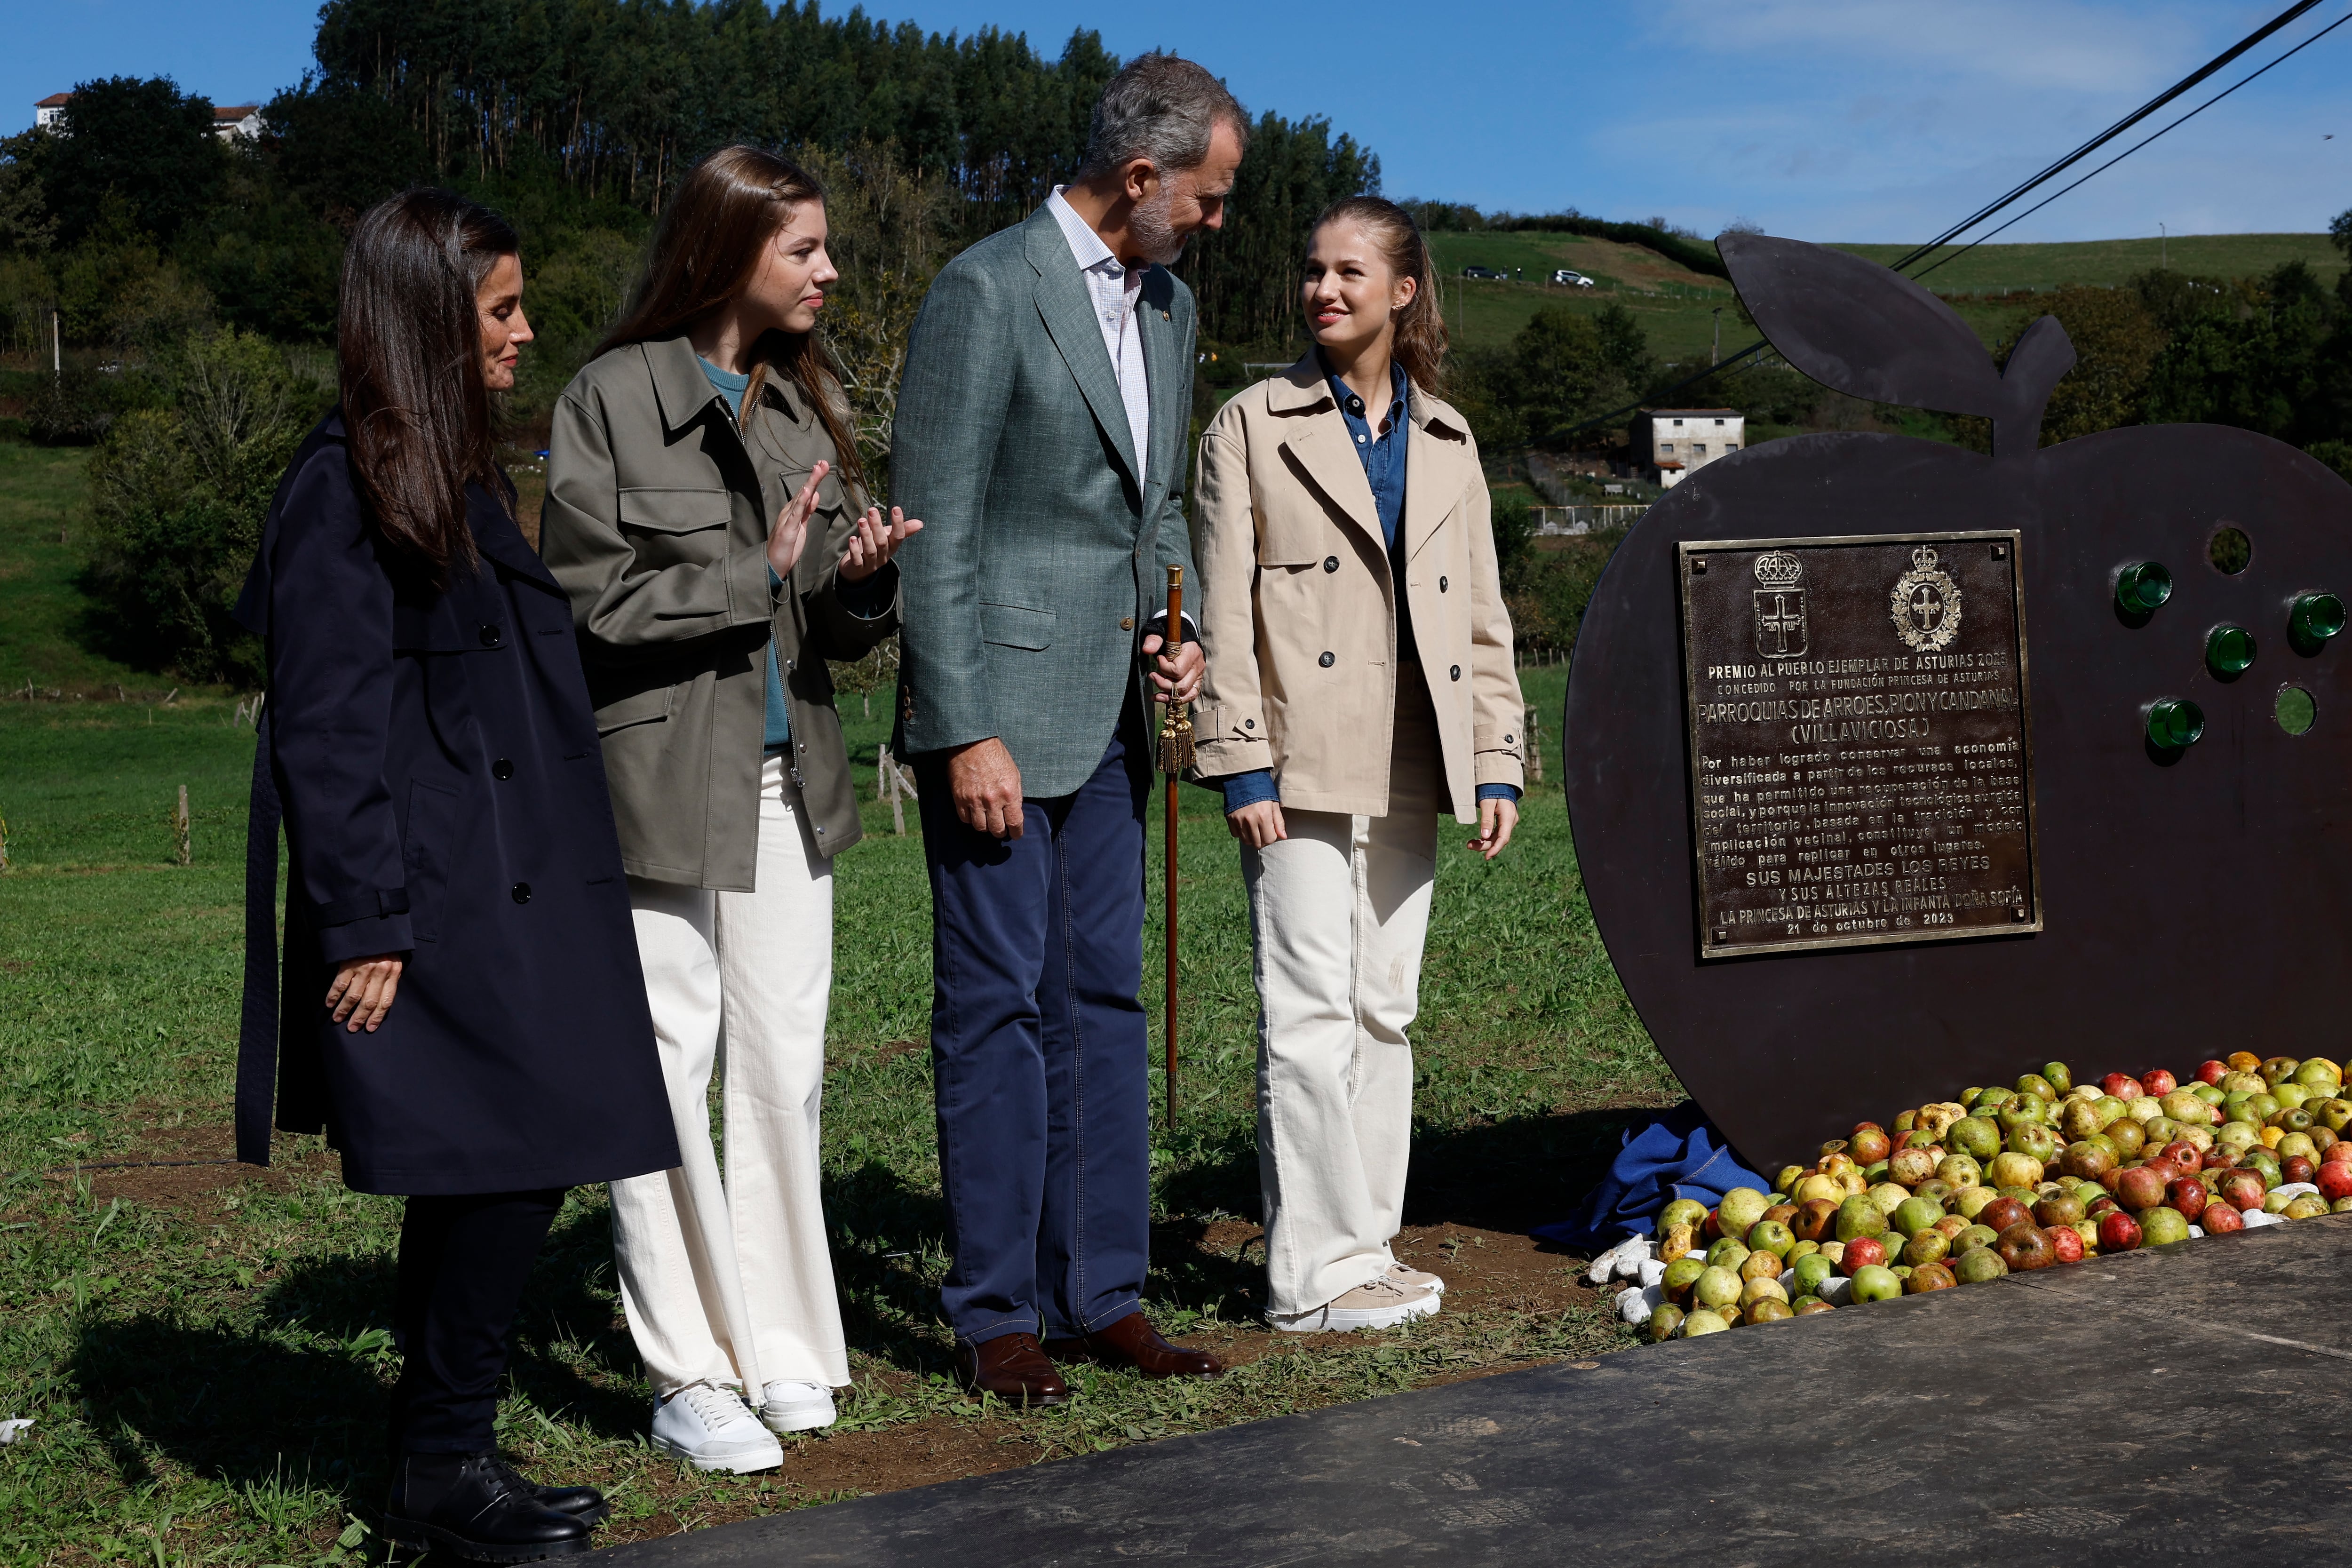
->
[[767, 461, 829, 580], [841, 504, 922, 581]]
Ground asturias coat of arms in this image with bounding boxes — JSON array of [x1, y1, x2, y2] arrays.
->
[[1752, 551, 1807, 660], [1890, 544, 1962, 653]]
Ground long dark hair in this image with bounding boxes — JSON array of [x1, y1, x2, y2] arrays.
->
[[339, 188, 518, 585], [1311, 196, 1448, 394], [597, 145, 865, 494]]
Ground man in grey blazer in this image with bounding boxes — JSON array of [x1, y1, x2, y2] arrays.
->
[[891, 53, 1247, 1404]]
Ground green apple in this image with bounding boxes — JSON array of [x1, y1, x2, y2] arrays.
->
[[1849, 1265, 1902, 1302], [1936, 1154, 1982, 1189], [2137, 1207, 2191, 1246], [1681, 1308, 1729, 1337], [1692, 1266, 1742, 1310], [1952, 1186, 1998, 1219], [1716, 1187, 1771, 1236], [1987, 1152, 2044, 1189], [1646, 1305, 1685, 1342], [1951, 1223, 1999, 1254], [1834, 1196, 1888, 1242], [1867, 1181, 1911, 1216], [1661, 1256, 1707, 1305], [1954, 1247, 2009, 1284], [1792, 1254, 1835, 1297], [1890, 1195, 1946, 1238], [2042, 1062, 2074, 1093], [1658, 1198, 1710, 1236], [1949, 1117, 2002, 1161], [1704, 1238, 1750, 1272]]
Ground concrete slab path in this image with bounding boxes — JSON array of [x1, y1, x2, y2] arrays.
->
[[590, 1215, 2352, 1566]]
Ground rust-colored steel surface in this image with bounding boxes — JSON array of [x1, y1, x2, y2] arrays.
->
[[1564, 236, 2352, 1175]]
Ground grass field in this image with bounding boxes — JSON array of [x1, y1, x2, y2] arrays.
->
[[1423, 228, 2343, 362], [0, 457, 1675, 1561], [0, 446, 177, 700]]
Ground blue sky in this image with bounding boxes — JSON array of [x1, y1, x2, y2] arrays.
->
[[8, 0, 2347, 243]]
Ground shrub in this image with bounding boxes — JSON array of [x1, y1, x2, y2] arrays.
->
[[80, 329, 323, 681]]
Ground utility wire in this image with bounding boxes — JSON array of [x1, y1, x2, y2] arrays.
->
[[1559, 1, 2341, 438], [1912, 6, 2352, 281], [1892, 0, 2325, 274]]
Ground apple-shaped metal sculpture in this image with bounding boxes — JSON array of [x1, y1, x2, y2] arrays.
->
[[1563, 235, 2352, 1173]]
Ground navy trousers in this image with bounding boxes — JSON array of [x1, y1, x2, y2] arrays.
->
[[917, 722, 1153, 1345]]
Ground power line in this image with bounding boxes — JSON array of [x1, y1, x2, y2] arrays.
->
[[1558, 1, 2345, 439], [1891, 0, 2327, 274], [1912, 6, 2352, 281]]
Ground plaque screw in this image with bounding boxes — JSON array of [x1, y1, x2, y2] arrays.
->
[[2012, 907, 2028, 921], [1713, 929, 1728, 943], [1692, 558, 1707, 574], [1991, 543, 2008, 559]]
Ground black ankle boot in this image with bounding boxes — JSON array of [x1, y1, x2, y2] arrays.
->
[[383, 1451, 594, 1562]]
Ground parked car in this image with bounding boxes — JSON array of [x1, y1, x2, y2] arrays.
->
[[1461, 265, 1508, 281], [1552, 269, 1596, 288]]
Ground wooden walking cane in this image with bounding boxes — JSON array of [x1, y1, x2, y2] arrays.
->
[[1155, 565, 1194, 1130]]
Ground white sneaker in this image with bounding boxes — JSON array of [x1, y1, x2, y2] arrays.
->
[[649, 1381, 783, 1473], [1386, 1261, 1446, 1294], [1269, 1276, 1442, 1333], [757, 1379, 837, 1434]]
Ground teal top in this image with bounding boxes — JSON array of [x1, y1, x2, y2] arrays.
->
[[699, 359, 792, 753]]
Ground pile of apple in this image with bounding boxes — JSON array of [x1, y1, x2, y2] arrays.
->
[[1637, 1051, 2352, 1340]]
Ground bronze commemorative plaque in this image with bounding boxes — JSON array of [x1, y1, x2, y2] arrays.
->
[[1678, 531, 2040, 958]]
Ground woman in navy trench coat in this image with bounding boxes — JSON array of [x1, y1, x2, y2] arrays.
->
[[237, 190, 676, 1563]]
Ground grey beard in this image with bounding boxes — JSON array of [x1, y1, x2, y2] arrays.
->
[[1129, 188, 1186, 266]]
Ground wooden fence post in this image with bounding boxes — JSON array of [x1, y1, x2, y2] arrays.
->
[[1524, 703, 1545, 784], [175, 786, 191, 867]]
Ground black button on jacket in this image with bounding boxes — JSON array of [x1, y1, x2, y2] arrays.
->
[[233, 411, 679, 1196]]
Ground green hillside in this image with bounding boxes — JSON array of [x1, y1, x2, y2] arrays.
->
[[1425, 230, 2344, 359]]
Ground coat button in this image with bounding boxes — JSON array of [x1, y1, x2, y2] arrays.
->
[[1319, 651, 1335, 668], [1120, 617, 1134, 630], [1439, 576, 1449, 592], [1450, 665, 1462, 681], [478, 623, 502, 647], [1324, 557, 1339, 573], [1505, 733, 1515, 744], [1244, 718, 1255, 729], [492, 758, 515, 780], [510, 882, 532, 904]]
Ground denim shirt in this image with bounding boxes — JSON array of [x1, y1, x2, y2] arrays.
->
[[1221, 356, 1517, 814]]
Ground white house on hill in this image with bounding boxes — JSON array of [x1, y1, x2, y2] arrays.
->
[[31, 93, 262, 140], [1634, 408, 1745, 488]]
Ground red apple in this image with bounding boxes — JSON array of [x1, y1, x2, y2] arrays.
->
[[2098, 1210, 2143, 1251], [1849, 1127, 1892, 1165], [2316, 1163, 2352, 1202], [2202, 1201, 2246, 1234], [2195, 1059, 2229, 1087], [2203, 1146, 2241, 1170], [1996, 1222, 2056, 1271], [2160, 1141, 2203, 1174], [1703, 1209, 1721, 1240], [1839, 1235, 1886, 1275], [2140, 1069, 2177, 1098], [2087, 1194, 2120, 1218], [2115, 1165, 2169, 1210], [1978, 1197, 2034, 1234], [2166, 1178, 2209, 1222], [2326, 1139, 2352, 1166], [2047, 1225, 2085, 1264], [2283, 1155, 2316, 1186], [2218, 1171, 2267, 1211]]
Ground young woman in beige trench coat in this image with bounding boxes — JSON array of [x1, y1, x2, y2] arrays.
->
[[1191, 196, 1526, 1334]]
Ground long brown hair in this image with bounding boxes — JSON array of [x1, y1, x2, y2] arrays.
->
[[339, 188, 517, 585], [1310, 197, 1448, 394], [598, 145, 865, 493]]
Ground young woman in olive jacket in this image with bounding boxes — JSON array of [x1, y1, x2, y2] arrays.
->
[[1192, 197, 1525, 1336], [540, 146, 919, 1473], [237, 189, 678, 1561]]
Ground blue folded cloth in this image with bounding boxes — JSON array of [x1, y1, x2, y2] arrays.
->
[[1531, 1102, 1769, 1251]]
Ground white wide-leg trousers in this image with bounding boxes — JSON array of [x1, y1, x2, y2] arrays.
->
[[609, 756, 850, 1396], [1245, 686, 1443, 1318]]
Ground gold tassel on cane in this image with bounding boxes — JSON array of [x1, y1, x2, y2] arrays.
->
[[1157, 566, 1194, 773]]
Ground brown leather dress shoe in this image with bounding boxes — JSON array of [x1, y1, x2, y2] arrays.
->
[[1042, 1312, 1224, 1379], [954, 1333, 1069, 1407]]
